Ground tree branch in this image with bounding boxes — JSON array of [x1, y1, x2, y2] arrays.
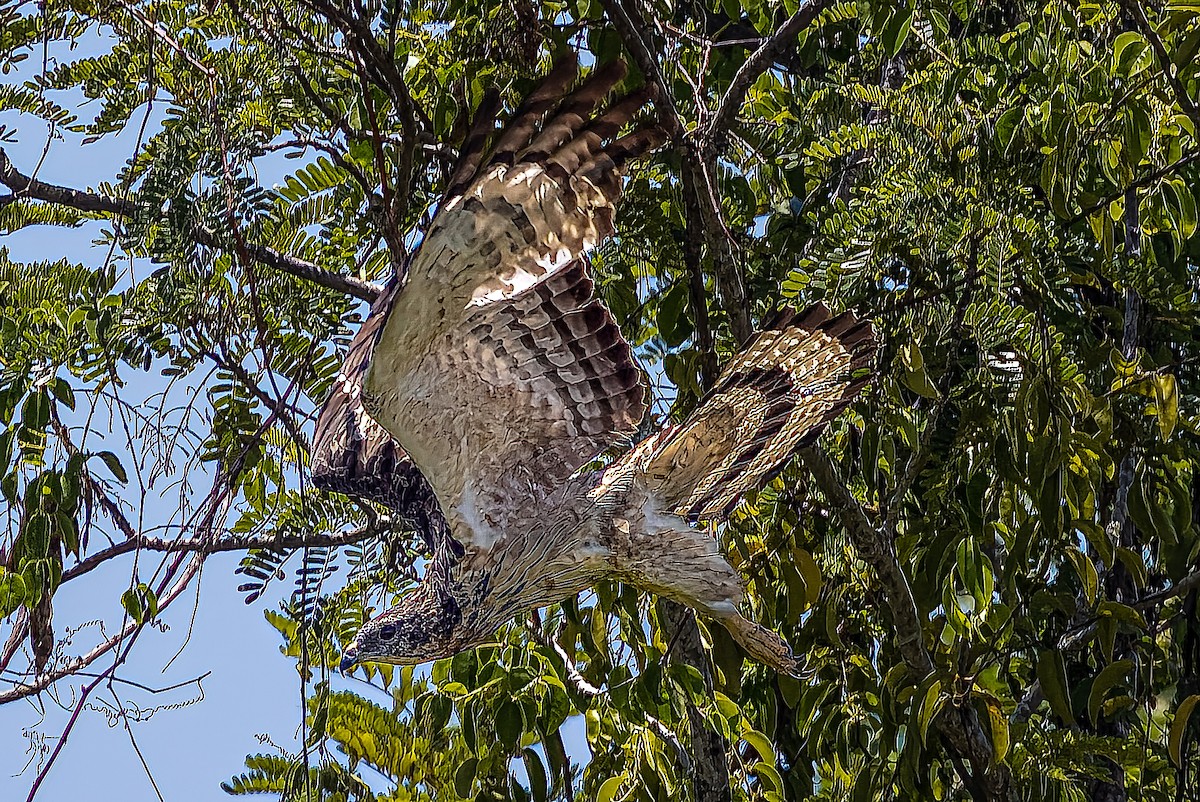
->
[[798, 444, 1013, 800], [798, 446, 930, 670], [0, 550, 207, 706], [525, 615, 694, 774], [602, 0, 785, 344], [1120, 1, 1200, 132], [0, 147, 383, 302], [1065, 148, 1200, 226], [0, 147, 132, 214], [204, 351, 308, 449], [706, 0, 832, 139], [59, 521, 387, 586], [660, 599, 732, 802], [597, 0, 684, 137]]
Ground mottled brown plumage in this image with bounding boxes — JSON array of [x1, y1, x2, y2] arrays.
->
[[317, 55, 877, 675]]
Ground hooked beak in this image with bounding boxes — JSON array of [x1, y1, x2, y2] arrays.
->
[[338, 647, 358, 673]]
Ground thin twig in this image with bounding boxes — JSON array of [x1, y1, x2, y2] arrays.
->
[[59, 521, 389, 586], [1065, 149, 1200, 226]]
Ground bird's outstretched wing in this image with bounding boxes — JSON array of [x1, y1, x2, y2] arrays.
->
[[310, 280, 449, 551], [634, 304, 876, 521], [361, 56, 663, 547]]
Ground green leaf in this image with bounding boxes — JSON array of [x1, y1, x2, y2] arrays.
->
[[1087, 659, 1133, 725], [1036, 649, 1077, 727], [917, 679, 944, 745], [121, 583, 158, 625], [1063, 548, 1098, 606], [1112, 31, 1150, 77], [755, 762, 784, 801], [1164, 178, 1198, 242], [995, 107, 1023, 152], [1169, 694, 1200, 768], [96, 451, 127, 484], [50, 378, 74, 410], [495, 700, 525, 750], [0, 570, 28, 617], [595, 776, 624, 802], [1097, 599, 1147, 630], [1153, 374, 1178, 440], [900, 341, 938, 398], [121, 587, 144, 624], [985, 699, 1009, 764], [793, 547, 822, 607], [656, 281, 693, 347], [1123, 105, 1152, 167], [522, 748, 548, 802], [454, 757, 478, 798], [882, 8, 914, 57], [742, 727, 776, 768]]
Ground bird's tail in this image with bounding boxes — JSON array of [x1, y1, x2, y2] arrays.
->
[[637, 304, 876, 521]]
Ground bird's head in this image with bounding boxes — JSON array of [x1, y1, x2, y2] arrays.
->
[[339, 593, 464, 671]]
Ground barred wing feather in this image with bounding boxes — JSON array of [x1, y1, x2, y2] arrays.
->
[[639, 304, 876, 521], [361, 56, 661, 547]]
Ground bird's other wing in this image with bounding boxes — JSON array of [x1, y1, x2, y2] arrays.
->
[[362, 57, 660, 547], [636, 304, 877, 521], [311, 280, 447, 551]]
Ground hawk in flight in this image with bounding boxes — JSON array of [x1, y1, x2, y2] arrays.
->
[[313, 56, 875, 675]]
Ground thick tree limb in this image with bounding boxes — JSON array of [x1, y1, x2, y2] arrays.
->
[[1138, 567, 1200, 610], [0, 147, 133, 215], [595, 8, 1016, 797], [0, 147, 382, 302], [798, 446, 930, 671], [796, 445, 1014, 801], [661, 600, 732, 802]]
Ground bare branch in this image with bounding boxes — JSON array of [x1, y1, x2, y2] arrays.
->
[[60, 520, 388, 586], [707, 0, 833, 138], [0, 147, 383, 302], [0, 554, 204, 705]]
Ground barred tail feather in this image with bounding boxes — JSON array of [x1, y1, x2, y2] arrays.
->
[[641, 304, 875, 521]]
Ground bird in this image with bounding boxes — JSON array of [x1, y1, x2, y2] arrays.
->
[[311, 54, 876, 676]]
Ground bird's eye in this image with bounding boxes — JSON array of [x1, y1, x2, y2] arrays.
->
[[379, 624, 397, 640]]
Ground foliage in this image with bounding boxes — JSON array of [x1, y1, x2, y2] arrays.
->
[[2, 0, 1200, 801]]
